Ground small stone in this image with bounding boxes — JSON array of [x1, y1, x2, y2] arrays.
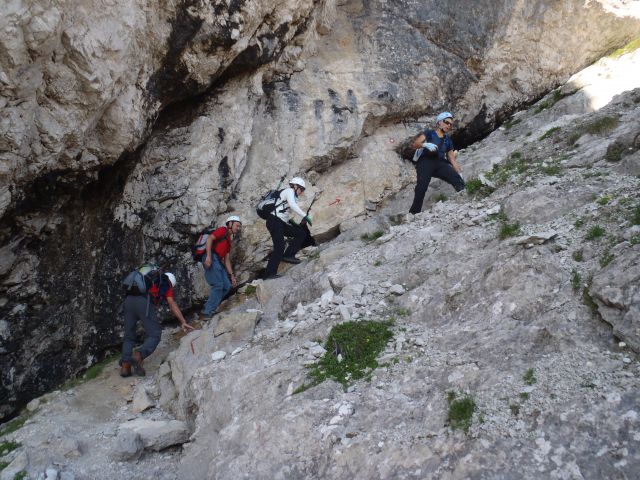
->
[[619, 342, 627, 348], [338, 403, 354, 417], [622, 357, 632, 364], [389, 284, 405, 295], [26, 398, 41, 412], [113, 429, 144, 461], [45, 467, 59, 480], [310, 345, 327, 358], [131, 385, 155, 414], [329, 415, 343, 425], [211, 351, 227, 361]]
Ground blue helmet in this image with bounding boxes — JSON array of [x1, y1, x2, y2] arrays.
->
[[436, 112, 454, 123]]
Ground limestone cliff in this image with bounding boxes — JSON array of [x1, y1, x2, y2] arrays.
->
[[1, 0, 639, 421]]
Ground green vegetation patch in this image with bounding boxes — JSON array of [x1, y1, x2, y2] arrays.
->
[[585, 225, 605, 241], [523, 368, 537, 386], [62, 353, 118, 390], [295, 320, 394, 393], [600, 249, 614, 268], [632, 204, 640, 225], [571, 269, 582, 292], [504, 117, 522, 129], [0, 441, 21, 456], [596, 195, 612, 206], [572, 249, 584, 262], [244, 285, 257, 295], [360, 230, 385, 243], [539, 127, 561, 141], [535, 90, 565, 114], [0, 416, 29, 438], [608, 38, 640, 59], [447, 391, 476, 432], [585, 116, 619, 136], [15, 471, 27, 480], [433, 193, 448, 203], [465, 178, 494, 197], [499, 222, 521, 240], [605, 142, 627, 162], [486, 151, 531, 186]]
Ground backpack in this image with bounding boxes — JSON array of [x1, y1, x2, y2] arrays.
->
[[256, 189, 284, 219], [122, 264, 169, 303], [192, 227, 230, 262]]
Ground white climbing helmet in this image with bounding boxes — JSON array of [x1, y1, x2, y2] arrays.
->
[[436, 111, 454, 123], [164, 272, 177, 287], [225, 215, 242, 225], [289, 177, 306, 190]]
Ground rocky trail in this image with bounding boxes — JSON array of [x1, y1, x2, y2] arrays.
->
[[2, 61, 639, 477]]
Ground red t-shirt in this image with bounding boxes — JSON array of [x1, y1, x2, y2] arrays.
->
[[149, 283, 173, 300], [211, 227, 232, 259]]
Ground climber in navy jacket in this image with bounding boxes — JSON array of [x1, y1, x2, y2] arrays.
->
[[409, 111, 465, 214]]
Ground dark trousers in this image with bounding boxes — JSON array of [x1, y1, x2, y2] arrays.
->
[[265, 215, 307, 277], [409, 159, 465, 214], [121, 295, 162, 362]]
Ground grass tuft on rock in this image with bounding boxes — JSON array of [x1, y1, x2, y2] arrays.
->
[[360, 230, 384, 243], [585, 226, 605, 241], [539, 126, 561, 141], [446, 391, 476, 432], [535, 89, 565, 113], [608, 37, 640, 59], [295, 320, 394, 393], [571, 269, 582, 292], [0, 415, 30, 438], [585, 116, 619, 135], [62, 353, 118, 390], [499, 222, 521, 240], [523, 368, 537, 385], [465, 178, 494, 196]]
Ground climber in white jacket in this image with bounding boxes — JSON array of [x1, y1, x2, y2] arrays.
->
[[263, 177, 312, 279]]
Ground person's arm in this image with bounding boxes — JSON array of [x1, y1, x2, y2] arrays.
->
[[223, 254, 237, 287], [448, 149, 462, 174], [412, 133, 427, 149], [204, 232, 219, 268], [166, 297, 195, 332], [284, 188, 307, 218]]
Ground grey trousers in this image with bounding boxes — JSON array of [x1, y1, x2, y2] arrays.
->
[[121, 295, 162, 363]]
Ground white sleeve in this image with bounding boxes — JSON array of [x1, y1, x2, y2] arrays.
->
[[284, 188, 307, 218]]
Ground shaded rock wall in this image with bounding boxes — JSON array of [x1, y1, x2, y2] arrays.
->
[[1, 0, 639, 419]]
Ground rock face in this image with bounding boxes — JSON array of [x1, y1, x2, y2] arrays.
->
[[1, 0, 640, 420], [1, 57, 639, 480]]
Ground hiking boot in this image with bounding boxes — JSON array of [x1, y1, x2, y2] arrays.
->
[[282, 256, 301, 264], [120, 362, 132, 378], [132, 351, 146, 377]]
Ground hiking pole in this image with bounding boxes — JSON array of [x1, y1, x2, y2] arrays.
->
[[300, 191, 320, 226]]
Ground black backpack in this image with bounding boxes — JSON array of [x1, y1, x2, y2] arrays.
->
[[256, 189, 284, 219]]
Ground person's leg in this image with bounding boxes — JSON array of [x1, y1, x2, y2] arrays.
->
[[434, 162, 465, 192], [138, 302, 162, 360], [282, 222, 307, 258], [202, 256, 228, 315], [409, 160, 436, 214], [121, 296, 138, 365], [265, 216, 286, 277]]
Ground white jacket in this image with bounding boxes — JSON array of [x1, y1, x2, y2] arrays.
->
[[274, 187, 306, 223]]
